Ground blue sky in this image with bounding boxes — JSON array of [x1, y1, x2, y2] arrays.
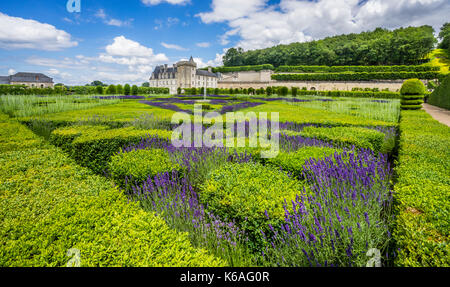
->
[[0, 0, 449, 85]]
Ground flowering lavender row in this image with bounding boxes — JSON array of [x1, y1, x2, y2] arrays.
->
[[261, 149, 393, 267], [130, 170, 247, 259], [217, 102, 265, 114], [279, 134, 334, 152], [96, 95, 146, 100], [140, 100, 194, 114]]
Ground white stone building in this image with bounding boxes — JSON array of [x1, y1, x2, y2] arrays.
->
[[149, 57, 219, 94]]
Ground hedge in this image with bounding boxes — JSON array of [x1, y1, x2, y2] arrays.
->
[[393, 110, 450, 267], [301, 126, 386, 153], [0, 114, 223, 267], [199, 162, 306, 248], [50, 126, 172, 174], [275, 65, 440, 73], [428, 74, 450, 110], [400, 79, 426, 110], [206, 64, 274, 73], [272, 72, 441, 81], [109, 149, 180, 188], [295, 90, 400, 99], [0, 85, 169, 96], [266, 146, 338, 178]]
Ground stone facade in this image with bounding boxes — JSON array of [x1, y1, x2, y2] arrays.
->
[[0, 72, 54, 88], [218, 80, 407, 92], [149, 57, 219, 94]]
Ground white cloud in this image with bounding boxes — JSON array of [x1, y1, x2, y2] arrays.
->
[[0, 12, 77, 51], [196, 42, 211, 48], [27, 36, 169, 85], [8, 69, 16, 75], [197, 0, 267, 23], [141, 0, 190, 5], [161, 42, 188, 51], [95, 9, 133, 27], [198, 0, 450, 50]]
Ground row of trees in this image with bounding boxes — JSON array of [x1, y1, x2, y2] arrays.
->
[[223, 26, 437, 67], [439, 23, 450, 54]]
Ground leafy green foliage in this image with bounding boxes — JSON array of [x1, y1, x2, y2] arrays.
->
[[276, 65, 439, 73], [0, 115, 223, 267], [393, 110, 450, 267], [50, 125, 172, 174], [124, 84, 131, 96], [301, 126, 386, 153], [272, 71, 440, 81], [199, 162, 306, 248], [400, 79, 426, 110], [223, 26, 436, 67], [109, 149, 180, 187], [428, 74, 450, 110], [266, 146, 338, 178], [400, 79, 426, 95]]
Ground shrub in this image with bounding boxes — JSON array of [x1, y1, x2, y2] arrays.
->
[[131, 85, 139, 96], [95, 86, 104, 95], [50, 125, 172, 174], [275, 65, 440, 73], [400, 79, 426, 95], [266, 146, 338, 178], [199, 162, 306, 248], [109, 149, 180, 188], [266, 86, 273, 96], [279, 86, 289, 96], [301, 126, 386, 153], [0, 115, 223, 267], [116, 84, 123, 95], [272, 72, 441, 82], [428, 74, 450, 110], [124, 84, 131, 95], [393, 110, 450, 267], [291, 87, 298, 97], [400, 79, 426, 110]]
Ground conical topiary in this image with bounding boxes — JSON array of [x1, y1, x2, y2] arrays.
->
[[400, 79, 426, 110]]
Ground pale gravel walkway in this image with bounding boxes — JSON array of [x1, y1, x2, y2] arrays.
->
[[423, 104, 450, 127]]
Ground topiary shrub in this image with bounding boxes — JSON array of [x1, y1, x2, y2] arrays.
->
[[199, 162, 307, 250], [109, 149, 180, 188], [400, 79, 426, 110], [428, 74, 450, 110]]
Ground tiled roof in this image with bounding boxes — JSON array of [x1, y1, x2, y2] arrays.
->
[[9, 72, 53, 83], [0, 76, 9, 84], [196, 69, 218, 78]]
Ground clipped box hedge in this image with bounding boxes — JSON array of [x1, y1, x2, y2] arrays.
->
[[109, 149, 180, 188], [272, 71, 441, 81], [0, 115, 223, 267], [301, 126, 386, 153], [199, 162, 306, 247], [275, 65, 440, 73], [50, 126, 172, 174], [266, 146, 338, 178], [428, 74, 450, 110], [393, 110, 450, 267]]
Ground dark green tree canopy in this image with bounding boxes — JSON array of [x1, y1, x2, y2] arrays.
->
[[223, 26, 437, 67]]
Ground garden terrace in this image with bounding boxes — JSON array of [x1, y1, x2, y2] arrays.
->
[[0, 114, 223, 267]]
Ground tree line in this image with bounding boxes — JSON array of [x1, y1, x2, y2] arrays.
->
[[223, 26, 438, 67]]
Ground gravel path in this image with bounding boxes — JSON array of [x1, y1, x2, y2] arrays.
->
[[423, 104, 450, 127]]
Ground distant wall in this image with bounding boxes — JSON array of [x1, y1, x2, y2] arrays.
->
[[220, 70, 273, 83], [10, 82, 54, 88], [218, 80, 414, 92]]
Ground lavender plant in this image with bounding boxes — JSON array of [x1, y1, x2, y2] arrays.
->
[[260, 149, 394, 267]]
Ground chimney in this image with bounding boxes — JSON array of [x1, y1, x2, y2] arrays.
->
[[208, 67, 212, 73]]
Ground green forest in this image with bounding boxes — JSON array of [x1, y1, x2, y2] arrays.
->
[[223, 26, 438, 67]]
